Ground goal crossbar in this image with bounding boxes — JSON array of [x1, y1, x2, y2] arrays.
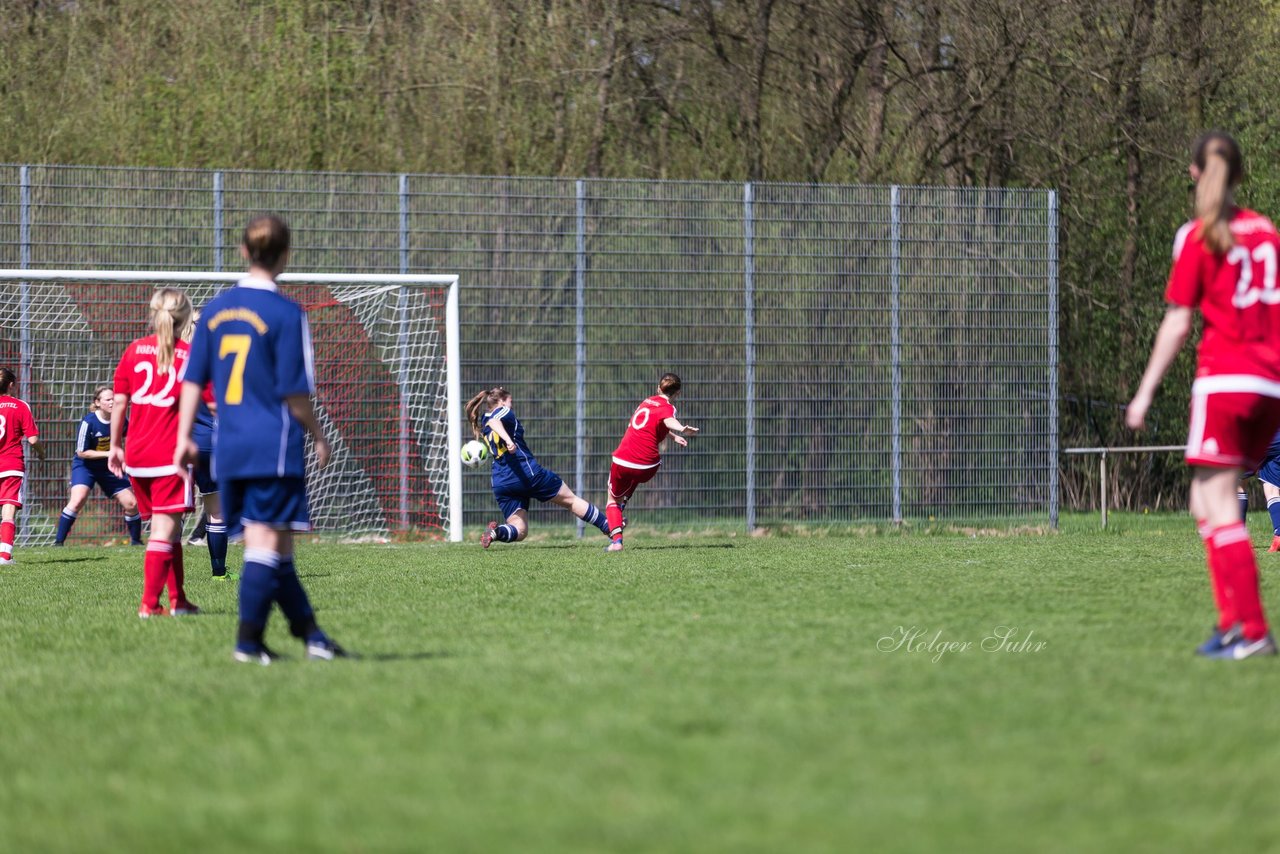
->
[[0, 269, 463, 543]]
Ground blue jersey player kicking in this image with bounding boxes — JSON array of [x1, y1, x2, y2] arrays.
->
[[176, 215, 345, 664], [464, 386, 612, 547]]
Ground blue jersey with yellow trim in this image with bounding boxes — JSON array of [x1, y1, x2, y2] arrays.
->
[[482, 405, 541, 486], [74, 411, 123, 471], [183, 277, 315, 480]]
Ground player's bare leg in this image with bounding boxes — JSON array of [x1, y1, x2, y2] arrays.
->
[[548, 484, 611, 539]]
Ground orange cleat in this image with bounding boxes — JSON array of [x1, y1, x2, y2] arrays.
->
[[1269, 536, 1280, 553]]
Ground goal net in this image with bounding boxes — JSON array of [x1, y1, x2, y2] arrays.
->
[[0, 271, 463, 545]]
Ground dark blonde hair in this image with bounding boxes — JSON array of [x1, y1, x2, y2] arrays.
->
[[92, 385, 113, 409], [659, 373, 682, 396], [0, 368, 15, 396], [150, 288, 193, 374], [465, 387, 510, 438], [1192, 131, 1244, 255], [243, 215, 291, 270]]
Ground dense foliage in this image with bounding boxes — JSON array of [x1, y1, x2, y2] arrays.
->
[[2, 0, 1274, 507]]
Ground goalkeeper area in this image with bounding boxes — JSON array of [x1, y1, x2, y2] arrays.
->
[[0, 270, 463, 544]]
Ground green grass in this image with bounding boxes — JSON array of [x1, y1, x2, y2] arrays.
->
[[3, 513, 1280, 852]]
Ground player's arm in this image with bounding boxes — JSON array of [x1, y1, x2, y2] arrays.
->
[[174, 381, 202, 468], [75, 420, 106, 460], [285, 393, 331, 470], [1126, 304, 1193, 431], [485, 416, 517, 452], [26, 435, 46, 461], [662, 416, 700, 447], [108, 393, 128, 477]]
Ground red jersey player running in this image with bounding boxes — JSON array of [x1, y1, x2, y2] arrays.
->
[[605, 373, 699, 551], [0, 367, 47, 565], [109, 288, 200, 618], [1127, 131, 1280, 659]]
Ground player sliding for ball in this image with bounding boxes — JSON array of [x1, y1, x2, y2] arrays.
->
[[604, 373, 698, 551], [466, 386, 612, 547]]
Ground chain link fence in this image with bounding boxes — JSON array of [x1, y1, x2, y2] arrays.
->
[[0, 165, 1058, 533]]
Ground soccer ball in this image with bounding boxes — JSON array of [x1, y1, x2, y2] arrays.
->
[[460, 439, 490, 468]]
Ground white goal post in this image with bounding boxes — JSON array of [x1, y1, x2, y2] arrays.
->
[[0, 270, 463, 544]]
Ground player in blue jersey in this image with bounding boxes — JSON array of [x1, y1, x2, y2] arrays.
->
[[55, 386, 143, 546], [176, 215, 345, 664], [185, 311, 231, 579], [1251, 427, 1280, 553], [464, 386, 612, 547]]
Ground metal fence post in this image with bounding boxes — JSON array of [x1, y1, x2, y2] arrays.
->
[[18, 166, 31, 541], [575, 179, 587, 538], [397, 174, 411, 532], [1048, 191, 1060, 529], [744, 182, 756, 533], [890, 185, 903, 525], [212, 171, 224, 272]]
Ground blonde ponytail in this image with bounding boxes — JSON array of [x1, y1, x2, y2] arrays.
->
[[149, 287, 193, 373]]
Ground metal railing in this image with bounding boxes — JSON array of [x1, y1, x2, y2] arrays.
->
[[1063, 446, 1185, 528]]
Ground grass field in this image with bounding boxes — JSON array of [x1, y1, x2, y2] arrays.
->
[[4, 513, 1280, 852]]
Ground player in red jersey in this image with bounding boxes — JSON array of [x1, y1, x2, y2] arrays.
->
[[1127, 131, 1280, 659], [109, 288, 199, 618], [0, 367, 47, 564], [604, 373, 699, 551]]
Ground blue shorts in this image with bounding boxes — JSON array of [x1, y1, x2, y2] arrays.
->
[[492, 464, 564, 519], [1259, 455, 1280, 488], [223, 477, 311, 531], [70, 463, 132, 498], [193, 451, 218, 495]]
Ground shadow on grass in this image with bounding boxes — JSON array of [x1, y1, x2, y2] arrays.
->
[[353, 650, 454, 662]]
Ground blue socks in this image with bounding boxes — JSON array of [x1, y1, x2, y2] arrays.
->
[[55, 511, 76, 544], [207, 521, 228, 575], [1268, 497, 1280, 537], [580, 502, 610, 536], [237, 549, 328, 651], [1240, 490, 1249, 522], [495, 524, 518, 543], [125, 513, 142, 544]]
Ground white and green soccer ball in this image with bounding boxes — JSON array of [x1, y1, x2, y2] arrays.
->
[[460, 439, 490, 468]]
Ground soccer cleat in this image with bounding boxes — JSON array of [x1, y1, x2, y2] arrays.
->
[[186, 537, 206, 547], [233, 645, 278, 666], [170, 601, 201, 616], [480, 520, 498, 549], [129, 540, 144, 547], [211, 570, 238, 582], [1196, 623, 1242, 656], [305, 639, 349, 661], [1269, 536, 1280, 553], [605, 538, 623, 552], [1207, 633, 1277, 660], [138, 605, 167, 619], [0, 555, 12, 566], [52, 541, 65, 547]]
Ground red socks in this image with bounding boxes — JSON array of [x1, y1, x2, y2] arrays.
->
[[142, 541, 172, 610], [168, 540, 187, 608], [1205, 521, 1269, 640], [0, 518, 13, 557], [605, 503, 624, 537]]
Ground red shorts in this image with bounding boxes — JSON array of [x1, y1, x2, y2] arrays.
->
[[128, 472, 194, 519], [0, 474, 25, 508], [1186, 377, 1280, 469], [609, 461, 660, 503]]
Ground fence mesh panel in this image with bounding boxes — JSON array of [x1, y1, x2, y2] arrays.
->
[[0, 165, 1057, 535]]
